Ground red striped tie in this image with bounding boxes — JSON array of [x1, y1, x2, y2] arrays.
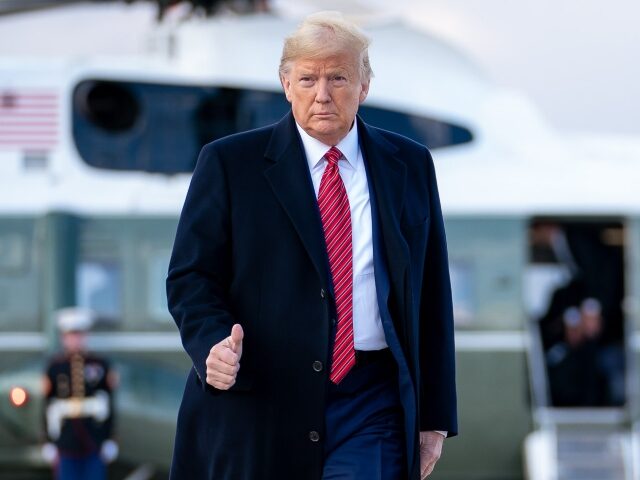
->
[[318, 146, 355, 384]]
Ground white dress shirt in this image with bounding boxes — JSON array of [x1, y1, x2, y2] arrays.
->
[[296, 122, 387, 351]]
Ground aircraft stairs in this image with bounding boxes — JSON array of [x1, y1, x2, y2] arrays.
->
[[524, 409, 638, 480], [523, 321, 639, 480]]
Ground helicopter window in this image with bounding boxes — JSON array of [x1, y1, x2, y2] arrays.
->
[[443, 217, 526, 329], [146, 249, 172, 322], [0, 225, 39, 331], [72, 81, 291, 174], [76, 260, 122, 324], [72, 80, 473, 174], [358, 105, 473, 149], [0, 233, 28, 272], [449, 260, 475, 326]]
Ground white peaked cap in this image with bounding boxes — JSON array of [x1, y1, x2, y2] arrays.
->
[[56, 307, 96, 332]]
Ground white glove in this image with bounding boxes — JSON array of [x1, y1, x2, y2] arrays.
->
[[100, 439, 119, 464], [41, 442, 58, 464]]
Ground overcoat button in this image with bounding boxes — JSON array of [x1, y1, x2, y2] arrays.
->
[[320, 288, 326, 299], [331, 318, 336, 326], [309, 431, 320, 442], [312, 361, 323, 372]]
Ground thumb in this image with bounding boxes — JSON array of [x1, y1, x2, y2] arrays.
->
[[229, 324, 244, 352]]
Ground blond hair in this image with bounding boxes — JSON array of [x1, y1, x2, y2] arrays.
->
[[279, 11, 373, 82]]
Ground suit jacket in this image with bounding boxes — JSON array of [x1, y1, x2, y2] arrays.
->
[[166, 111, 457, 480]]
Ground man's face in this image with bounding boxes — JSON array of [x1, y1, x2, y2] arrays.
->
[[61, 331, 87, 353], [281, 49, 369, 146]]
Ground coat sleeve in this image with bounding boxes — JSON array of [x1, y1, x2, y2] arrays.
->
[[166, 143, 236, 391], [418, 149, 458, 436]]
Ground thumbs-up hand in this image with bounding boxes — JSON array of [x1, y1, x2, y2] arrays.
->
[[206, 324, 244, 390]]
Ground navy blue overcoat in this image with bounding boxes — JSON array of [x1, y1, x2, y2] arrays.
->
[[166, 112, 457, 479]]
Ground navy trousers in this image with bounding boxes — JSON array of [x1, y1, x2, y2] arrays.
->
[[322, 352, 406, 480], [56, 453, 105, 480]]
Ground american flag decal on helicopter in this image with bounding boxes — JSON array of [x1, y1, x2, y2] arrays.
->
[[0, 89, 58, 150]]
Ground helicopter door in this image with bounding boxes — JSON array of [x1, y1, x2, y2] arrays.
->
[[523, 217, 633, 480], [526, 218, 626, 408]]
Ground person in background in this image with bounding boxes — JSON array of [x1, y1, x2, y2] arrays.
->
[[583, 298, 626, 406], [545, 297, 625, 406], [545, 302, 599, 406], [42, 307, 118, 480]]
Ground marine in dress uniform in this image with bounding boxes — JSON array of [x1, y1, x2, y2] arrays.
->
[[42, 307, 118, 480]]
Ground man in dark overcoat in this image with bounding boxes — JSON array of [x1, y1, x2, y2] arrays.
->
[[167, 11, 457, 480]]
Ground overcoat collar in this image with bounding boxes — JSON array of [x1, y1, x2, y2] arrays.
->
[[263, 112, 409, 299]]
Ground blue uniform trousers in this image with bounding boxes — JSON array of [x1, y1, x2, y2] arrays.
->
[[322, 351, 406, 480], [56, 453, 106, 480]]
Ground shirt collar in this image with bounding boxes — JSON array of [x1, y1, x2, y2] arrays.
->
[[295, 120, 359, 171]]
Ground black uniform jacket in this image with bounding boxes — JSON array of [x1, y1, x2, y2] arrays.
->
[[166, 112, 457, 480], [45, 353, 114, 455]]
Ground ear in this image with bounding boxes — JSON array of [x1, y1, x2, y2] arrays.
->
[[280, 74, 293, 103], [359, 79, 370, 104]]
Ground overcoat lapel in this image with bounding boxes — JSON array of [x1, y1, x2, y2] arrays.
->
[[357, 117, 410, 321], [263, 112, 332, 292]]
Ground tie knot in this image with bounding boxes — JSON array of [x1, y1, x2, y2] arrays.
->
[[324, 147, 342, 166]]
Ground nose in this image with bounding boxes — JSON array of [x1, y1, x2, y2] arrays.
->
[[315, 78, 331, 103]]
